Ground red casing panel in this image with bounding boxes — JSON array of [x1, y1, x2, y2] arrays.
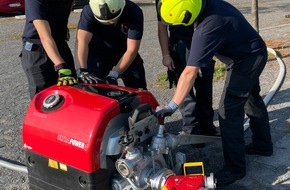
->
[[22, 84, 159, 173]]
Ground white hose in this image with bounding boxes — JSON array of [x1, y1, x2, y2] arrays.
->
[[244, 47, 286, 131], [0, 159, 28, 173]]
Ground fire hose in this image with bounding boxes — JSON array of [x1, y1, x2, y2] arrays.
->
[[0, 156, 27, 173], [0, 47, 287, 181]]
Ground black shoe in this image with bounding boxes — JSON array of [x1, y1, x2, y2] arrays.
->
[[215, 169, 245, 187], [245, 143, 273, 156]]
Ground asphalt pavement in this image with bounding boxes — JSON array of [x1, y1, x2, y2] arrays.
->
[[0, 0, 290, 190]]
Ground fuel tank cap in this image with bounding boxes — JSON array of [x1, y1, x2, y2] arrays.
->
[[43, 94, 61, 109]]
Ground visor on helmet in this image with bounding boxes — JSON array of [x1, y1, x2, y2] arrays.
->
[[90, 0, 126, 25], [95, 3, 122, 24]]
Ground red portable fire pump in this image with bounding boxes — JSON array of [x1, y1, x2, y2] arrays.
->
[[22, 84, 218, 190]]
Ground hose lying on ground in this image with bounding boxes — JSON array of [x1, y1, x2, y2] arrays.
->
[[0, 156, 28, 173]]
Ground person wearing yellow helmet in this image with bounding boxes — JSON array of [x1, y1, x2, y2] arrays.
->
[[74, 0, 147, 89], [155, 0, 217, 139], [156, 0, 273, 187]]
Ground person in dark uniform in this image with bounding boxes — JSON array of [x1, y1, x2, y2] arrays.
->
[[156, 0, 273, 187], [74, 0, 147, 89], [21, 0, 77, 99], [155, 0, 217, 136]]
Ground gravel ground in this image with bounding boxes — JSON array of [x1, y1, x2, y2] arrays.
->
[[0, 1, 289, 190]]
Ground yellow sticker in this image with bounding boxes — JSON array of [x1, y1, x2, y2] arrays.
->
[[59, 163, 68, 171], [48, 159, 59, 169], [161, 186, 168, 190]]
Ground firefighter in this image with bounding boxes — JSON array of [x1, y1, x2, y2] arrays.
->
[[74, 0, 147, 89], [20, 0, 77, 99], [156, 0, 273, 187], [155, 0, 217, 137]]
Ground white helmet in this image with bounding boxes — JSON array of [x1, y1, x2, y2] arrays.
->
[[89, 0, 126, 25]]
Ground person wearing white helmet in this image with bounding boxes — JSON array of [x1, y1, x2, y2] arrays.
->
[[74, 0, 147, 89]]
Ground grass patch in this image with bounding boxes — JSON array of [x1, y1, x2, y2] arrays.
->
[[68, 23, 78, 30], [213, 60, 226, 82], [156, 72, 169, 89]]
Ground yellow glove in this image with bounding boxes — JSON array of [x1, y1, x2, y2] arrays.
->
[[57, 68, 77, 86]]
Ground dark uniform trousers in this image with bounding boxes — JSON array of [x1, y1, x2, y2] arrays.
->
[[20, 41, 76, 99], [170, 40, 215, 134], [218, 50, 273, 174]]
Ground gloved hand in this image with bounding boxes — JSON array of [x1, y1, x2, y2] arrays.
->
[[155, 100, 179, 118], [164, 52, 184, 89], [155, 105, 175, 117], [167, 69, 178, 89], [78, 68, 103, 84], [55, 64, 77, 86], [105, 70, 119, 85]]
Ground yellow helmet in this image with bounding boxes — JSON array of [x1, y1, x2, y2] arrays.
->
[[89, 0, 126, 25], [158, 0, 203, 26]]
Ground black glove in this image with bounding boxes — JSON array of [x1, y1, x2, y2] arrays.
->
[[105, 70, 119, 85], [166, 51, 184, 89], [55, 63, 78, 86], [167, 69, 178, 89], [78, 68, 103, 84], [155, 100, 179, 118], [155, 105, 175, 117], [105, 76, 118, 85]]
